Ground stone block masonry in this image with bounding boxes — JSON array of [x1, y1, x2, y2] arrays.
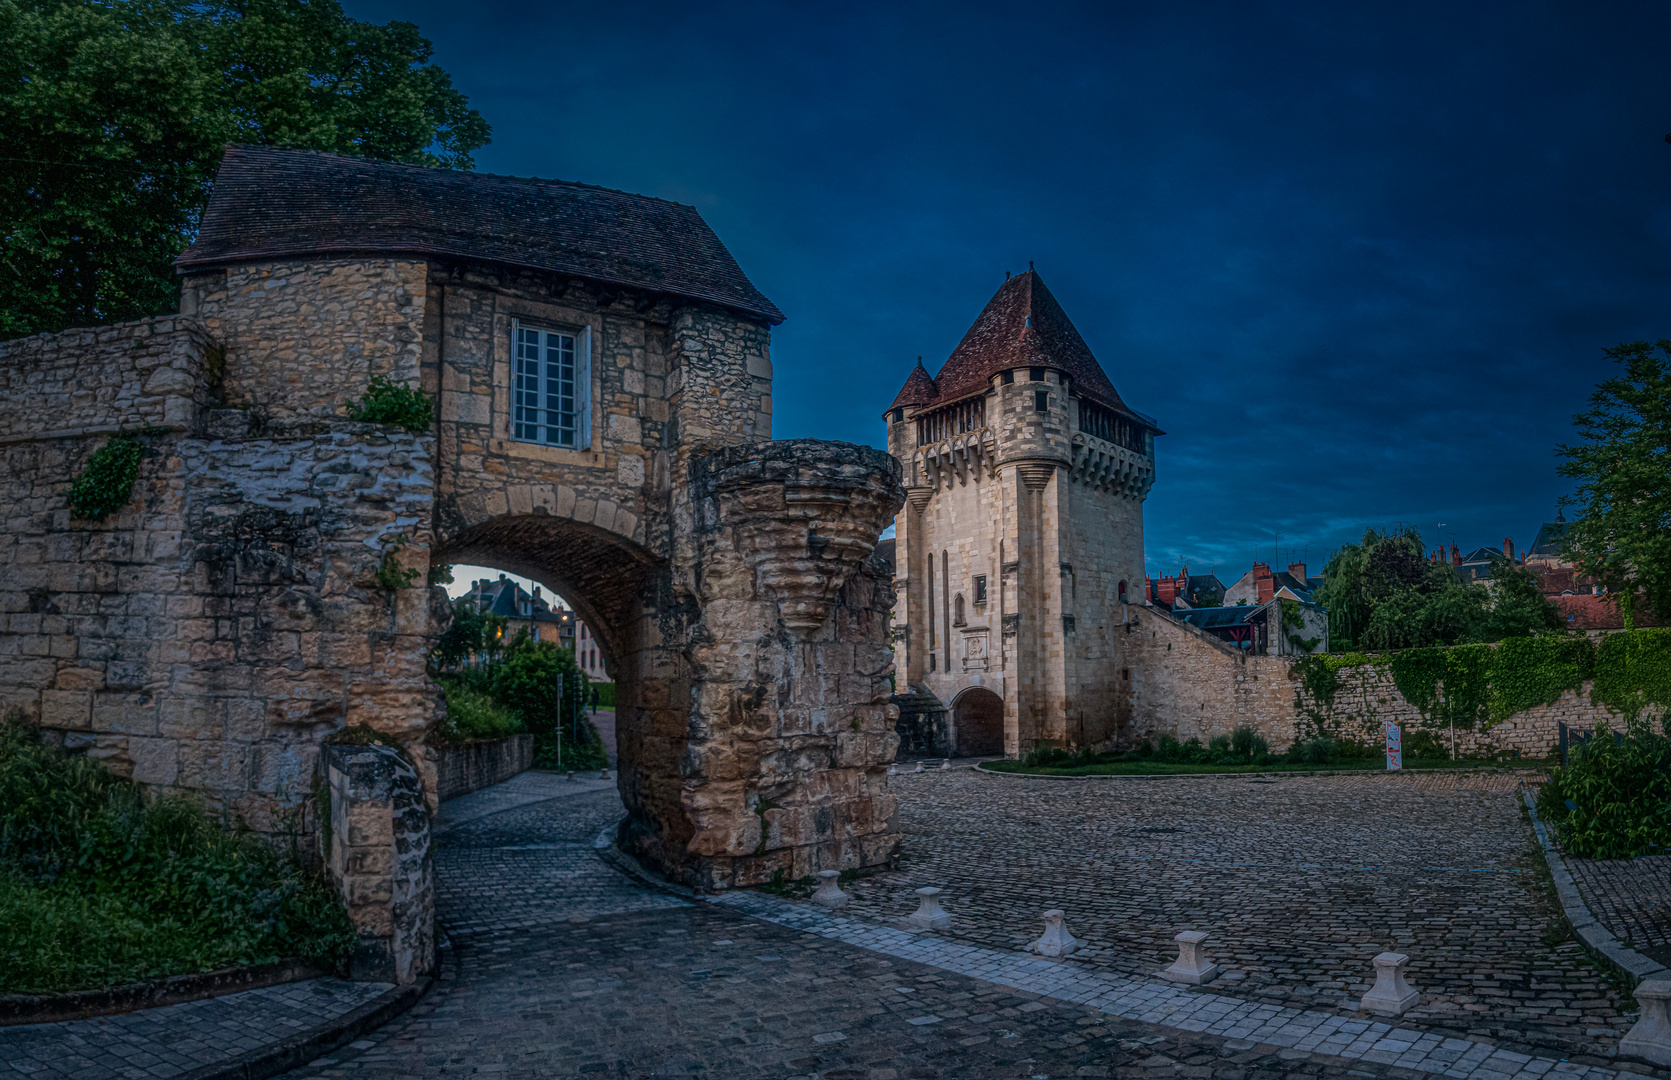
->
[[434, 733, 534, 802], [1123, 606, 1640, 756], [326, 742, 435, 984]]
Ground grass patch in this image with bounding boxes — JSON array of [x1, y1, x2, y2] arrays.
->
[[0, 716, 355, 994]]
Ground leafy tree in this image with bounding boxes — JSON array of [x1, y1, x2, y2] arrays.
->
[[1316, 528, 1555, 650], [491, 633, 604, 770], [1557, 341, 1671, 626], [0, 0, 490, 338]]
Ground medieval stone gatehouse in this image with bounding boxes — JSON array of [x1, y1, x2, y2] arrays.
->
[[884, 270, 1160, 756], [2, 146, 905, 976]]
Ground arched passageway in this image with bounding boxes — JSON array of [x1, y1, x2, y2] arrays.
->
[[954, 688, 1005, 757]]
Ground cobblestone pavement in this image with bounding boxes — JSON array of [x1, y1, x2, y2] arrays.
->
[[0, 977, 391, 1080], [1562, 854, 1671, 967], [834, 769, 1633, 1056], [283, 768, 1666, 1080]]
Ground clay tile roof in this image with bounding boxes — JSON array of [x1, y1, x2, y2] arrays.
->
[[176, 144, 784, 324], [929, 269, 1141, 420], [886, 359, 939, 414]]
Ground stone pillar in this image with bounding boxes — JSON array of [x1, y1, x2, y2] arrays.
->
[[325, 743, 435, 984], [900, 487, 933, 687], [632, 439, 905, 890], [1013, 462, 1054, 752]]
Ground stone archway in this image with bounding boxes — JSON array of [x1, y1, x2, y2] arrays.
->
[[953, 687, 1005, 758]]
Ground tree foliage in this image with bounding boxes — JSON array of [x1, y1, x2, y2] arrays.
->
[[0, 0, 490, 338], [1313, 528, 1557, 651], [1556, 340, 1671, 625]]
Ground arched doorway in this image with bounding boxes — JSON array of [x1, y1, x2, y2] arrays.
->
[[954, 688, 1005, 758]]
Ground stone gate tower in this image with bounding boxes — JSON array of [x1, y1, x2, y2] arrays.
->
[[884, 270, 1160, 756]]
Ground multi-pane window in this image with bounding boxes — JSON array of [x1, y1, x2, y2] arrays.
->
[[513, 324, 589, 446]]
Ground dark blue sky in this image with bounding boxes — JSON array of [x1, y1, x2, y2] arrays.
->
[[351, 0, 1671, 580]]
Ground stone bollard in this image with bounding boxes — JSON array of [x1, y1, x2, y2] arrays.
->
[[566, 770, 575, 781], [599, 768, 610, 779], [1621, 979, 1671, 1066], [812, 870, 849, 909], [913, 761, 925, 773], [1160, 930, 1221, 984], [940, 759, 951, 770], [1030, 909, 1080, 957], [888, 764, 898, 776], [905, 886, 951, 931], [1360, 952, 1420, 1016]]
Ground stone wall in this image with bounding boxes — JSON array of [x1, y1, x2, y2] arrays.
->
[[1121, 606, 1642, 758], [434, 734, 534, 802], [0, 315, 214, 443], [1296, 662, 1639, 759], [181, 260, 429, 422], [1124, 606, 1297, 747], [325, 743, 434, 984]]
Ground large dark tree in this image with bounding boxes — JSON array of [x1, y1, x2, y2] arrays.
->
[[0, 0, 490, 339], [1557, 341, 1671, 626]]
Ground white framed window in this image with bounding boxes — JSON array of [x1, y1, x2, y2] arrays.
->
[[511, 320, 592, 447]]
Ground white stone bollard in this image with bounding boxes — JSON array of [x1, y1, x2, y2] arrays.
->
[[887, 763, 898, 776], [812, 870, 849, 909], [1360, 952, 1420, 1016], [913, 761, 925, 773], [1621, 979, 1671, 1066], [940, 759, 951, 770], [905, 886, 951, 931], [1160, 930, 1221, 984], [1030, 909, 1080, 957], [599, 768, 610, 779]]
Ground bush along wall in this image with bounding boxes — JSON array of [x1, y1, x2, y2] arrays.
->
[[1289, 629, 1670, 759]]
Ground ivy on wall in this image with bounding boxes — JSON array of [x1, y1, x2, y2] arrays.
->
[[69, 436, 143, 522], [1592, 629, 1671, 725], [1292, 630, 1670, 733]]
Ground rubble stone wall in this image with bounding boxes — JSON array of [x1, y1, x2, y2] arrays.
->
[[1123, 607, 1638, 759], [0, 315, 215, 443]]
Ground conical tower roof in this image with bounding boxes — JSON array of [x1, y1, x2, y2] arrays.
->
[[886, 358, 939, 413], [935, 269, 1132, 415]]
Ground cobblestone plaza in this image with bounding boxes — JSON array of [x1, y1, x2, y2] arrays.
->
[[273, 768, 1662, 1080]]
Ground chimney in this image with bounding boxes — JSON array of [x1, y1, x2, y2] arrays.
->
[[1288, 562, 1307, 582], [1450, 543, 1461, 566], [1503, 537, 1514, 560], [1253, 562, 1273, 604]]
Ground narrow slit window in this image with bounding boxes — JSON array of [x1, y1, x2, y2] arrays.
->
[[1034, 391, 1049, 412], [973, 575, 988, 605]]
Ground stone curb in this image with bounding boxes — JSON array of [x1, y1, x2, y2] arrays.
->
[[0, 960, 324, 1027], [173, 972, 434, 1080], [1520, 783, 1669, 986], [973, 762, 1549, 782]]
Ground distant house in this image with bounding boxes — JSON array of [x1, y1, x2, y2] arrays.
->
[[1524, 512, 1572, 570], [467, 575, 573, 648], [1146, 566, 1226, 610], [1220, 562, 1322, 607], [1172, 596, 1328, 656]]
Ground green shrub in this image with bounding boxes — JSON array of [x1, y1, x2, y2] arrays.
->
[[1288, 737, 1338, 765], [69, 436, 143, 522], [1402, 729, 1448, 760], [350, 375, 433, 432], [1231, 727, 1269, 760], [435, 686, 523, 745], [0, 716, 355, 993], [1538, 725, 1671, 858], [491, 634, 606, 770]]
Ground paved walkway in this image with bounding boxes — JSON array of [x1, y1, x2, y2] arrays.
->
[[281, 769, 1665, 1080], [1563, 854, 1671, 968], [0, 977, 391, 1080]]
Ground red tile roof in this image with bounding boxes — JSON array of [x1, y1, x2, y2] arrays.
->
[[886, 269, 1152, 425], [176, 145, 784, 324], [887, 359, 939, 412]]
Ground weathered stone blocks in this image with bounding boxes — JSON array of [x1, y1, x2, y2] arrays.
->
[[325, 743, 434, 985]]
